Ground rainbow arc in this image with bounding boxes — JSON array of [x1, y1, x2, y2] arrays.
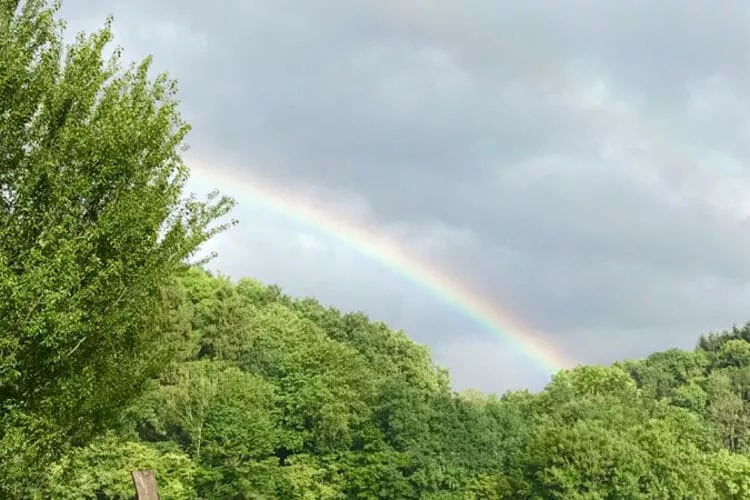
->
[[186, 154, 575, 374]]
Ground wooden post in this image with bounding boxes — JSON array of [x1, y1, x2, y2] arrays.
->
[[132, 470, 160, 500]]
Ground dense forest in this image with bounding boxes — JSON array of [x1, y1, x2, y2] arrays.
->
[[3, 1, 750, 498]]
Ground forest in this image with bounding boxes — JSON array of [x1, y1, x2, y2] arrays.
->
[[2, 1, 750, 498]]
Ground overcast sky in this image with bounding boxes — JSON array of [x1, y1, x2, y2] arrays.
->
[[61, 0, 750, 393]]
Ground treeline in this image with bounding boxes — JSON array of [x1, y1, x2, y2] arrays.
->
[[2, 2, 750, 498], [26, 268, 750, 498]]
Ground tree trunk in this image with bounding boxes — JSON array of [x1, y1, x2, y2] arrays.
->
[[132, 470, 160, 500]]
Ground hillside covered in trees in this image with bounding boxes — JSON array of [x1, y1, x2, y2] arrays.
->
[[3, 1, 750, 498], [23, 267, 750, 499]]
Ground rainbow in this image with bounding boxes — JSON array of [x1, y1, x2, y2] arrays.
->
[[185, 154, 576, 374]]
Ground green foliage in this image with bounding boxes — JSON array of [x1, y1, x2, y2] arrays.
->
[[709, 449, 750, 499], [0, 0, 234, 493], [6, 2, 750, 498], [42, 436, 198, 499], [10, 260, 750, 499], [112, 268, 750, 498]]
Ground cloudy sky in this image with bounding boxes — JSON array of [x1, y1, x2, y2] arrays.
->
[[62, 0, 750, 393]]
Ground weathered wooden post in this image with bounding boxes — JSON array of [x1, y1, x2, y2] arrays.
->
[[132, 470, 160, 499]]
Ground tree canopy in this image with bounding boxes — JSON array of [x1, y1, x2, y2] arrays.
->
[[0, 0, 234, 494], [26, 266, 750, 499]]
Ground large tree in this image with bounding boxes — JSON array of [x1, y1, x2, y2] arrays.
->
[[0, 0, 234, 492]]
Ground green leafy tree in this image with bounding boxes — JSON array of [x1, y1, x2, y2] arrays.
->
[[0, 0, 234, 492], [619, 349, 708, 401], [276, 453, 345, 499], [706, 371, 750, 453], [713, 339, 750, 370], [709, 449, 750, 499], [698, 323, 750, 353], [41, 435, 199, 499]]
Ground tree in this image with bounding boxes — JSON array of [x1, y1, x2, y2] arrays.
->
[[157, 362, 280, 497], [0, 0, 235, 492], [618, 349, 708, 401], [713, 339, 750, 370], [41, 435, 199, 499], [709, 449, 750, 499], [706, 371, 750, 453]]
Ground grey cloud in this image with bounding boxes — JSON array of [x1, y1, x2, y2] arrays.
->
[[60, 0, 750, 391], [431, 337, 554, 393]]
